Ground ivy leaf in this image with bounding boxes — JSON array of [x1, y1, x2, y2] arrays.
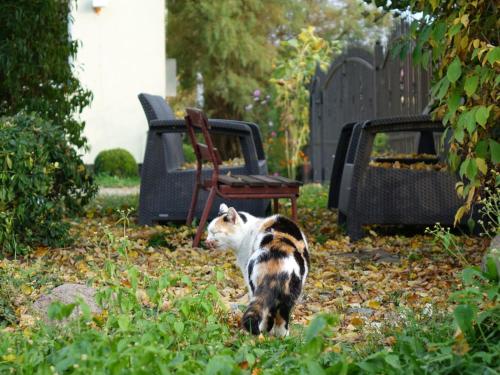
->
[[464, 75, 479, 96], [490, 140, 500, 164], [475, 106, 490, 127], [447, 58, 462, 83], [486, 47, 500, 66]]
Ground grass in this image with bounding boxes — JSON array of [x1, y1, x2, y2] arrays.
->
[[1, 184, 498, 374], [94, 173, 140, 188]]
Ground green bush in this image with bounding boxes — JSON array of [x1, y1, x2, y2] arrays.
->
[[0, 113, 96, 256], [94, 149, 138, 178], [182, 142, 196, 163]]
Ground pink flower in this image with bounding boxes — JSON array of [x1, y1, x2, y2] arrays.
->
[[271, 131, 277, 137], [253, 89, 261, 98]]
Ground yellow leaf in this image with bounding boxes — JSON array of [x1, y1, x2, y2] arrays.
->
[[454, 206, 467, 226], [21, 285, 33, 295], [460, 14, 469, 28], [367, 300, 381, 309], [332, 343, 342, 353], [34, 247, 48, 257], [473, 39, 480, 48], [430, 0, 438, 10], [2, 354, 16, 362], [476, 158, 487, 175], [351, 317, 363, 326]]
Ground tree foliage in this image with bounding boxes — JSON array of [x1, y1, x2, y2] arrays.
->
[[167, 0, 286, 118], [167, 0, 392, 119], [0, 0, 92, 149], [366, 0, 499, 223], [270, 27, 339, 179]]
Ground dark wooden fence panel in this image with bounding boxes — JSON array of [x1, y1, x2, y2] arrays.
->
[[309, 22, 431, 182]]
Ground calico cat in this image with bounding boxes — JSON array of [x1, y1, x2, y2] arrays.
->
[[205, 203, 310, 337]]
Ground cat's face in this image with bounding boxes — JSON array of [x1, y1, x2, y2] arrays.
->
[[205, 204, 245, 251]]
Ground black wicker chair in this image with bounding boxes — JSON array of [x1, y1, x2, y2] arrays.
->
[[329, 115, 463, 240], [138, 93, 268, 225]]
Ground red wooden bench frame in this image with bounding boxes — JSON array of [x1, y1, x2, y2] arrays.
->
[[185, 108, 302, 247]]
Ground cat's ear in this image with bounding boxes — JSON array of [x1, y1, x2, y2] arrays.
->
[[226, 207, 239, 224], [218, 203, 229, 216]]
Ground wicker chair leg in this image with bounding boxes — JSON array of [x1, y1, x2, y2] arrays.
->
[[186, 183, 200, 226], [338, 211, 347, 226], [273, 199, 279, 215], [192, 187, 216, 248], [291, 197, 297, 221], [346, 220, 364, 241]]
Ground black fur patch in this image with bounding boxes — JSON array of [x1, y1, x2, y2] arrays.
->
[[257, 248, 288, 263], [247, 260, 255, 294], [280, 237, 297, 248], [260, 234, 273, 247], [293, 250, 306, 277], [239, 212, 248, 223], [303, 248, 310, 268], [289, 273, 302, 300], [242, 307, 261, 335], [267, 216, 303, 241]]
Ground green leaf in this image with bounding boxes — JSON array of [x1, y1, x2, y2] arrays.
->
[[305, 315, 327, 342], [385, 354, 402, 369], [464, 75, 479, 96], [454, 304, 475, 333], [432, 21, 446, 41], [486, 47, 500, 65], [475, 106, 490, 127], [490, 139, 500, 164], [449, 23, 462, 37], [447, 91, 461, 113], [465, 158, 478, 180], [437, 78, 450, 100], [173, 321, 184, 335], [447, 57, 462, 83], [475, 140, 489, 159], [117, 315, 130, 331], [458, 109, 477, 136], [5, 155, 12, 169]]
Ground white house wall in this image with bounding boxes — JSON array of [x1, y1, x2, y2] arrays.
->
[[71, 0, 166, 164]]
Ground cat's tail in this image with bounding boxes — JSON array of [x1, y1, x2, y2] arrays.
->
[[242, 294, 279, 335]]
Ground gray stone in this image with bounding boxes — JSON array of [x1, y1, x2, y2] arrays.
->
[[33, 283, 101, 323], [346, 307, 374, 317]]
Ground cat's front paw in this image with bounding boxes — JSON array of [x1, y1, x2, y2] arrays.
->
[[270, 324, 289, 338]]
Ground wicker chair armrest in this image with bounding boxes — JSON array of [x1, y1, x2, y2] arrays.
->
[[361, 115, 444, 134], [149, 119, 261, 174], [149, 119, 253, 136], [240, 122, 266, 161]]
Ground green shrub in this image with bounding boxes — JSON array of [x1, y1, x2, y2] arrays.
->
[[94, 149, 138, 178], [182, 143, 196, 163], [0, 113, 96, 256]]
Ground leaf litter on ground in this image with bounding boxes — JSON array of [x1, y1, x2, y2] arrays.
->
[[0, 196, 488, 346]]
